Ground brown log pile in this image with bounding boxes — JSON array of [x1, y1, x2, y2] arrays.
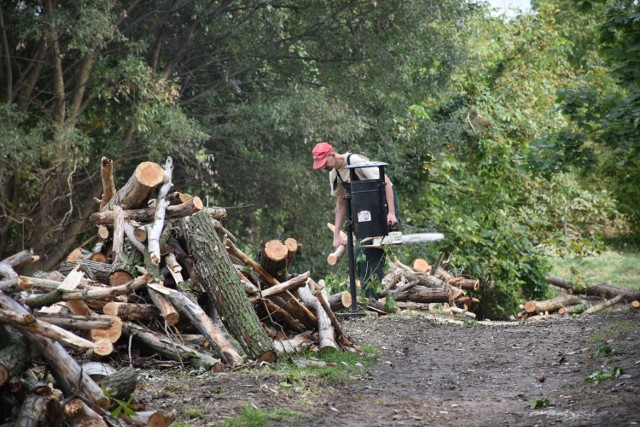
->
[[0, 157, 358, 426], [515, 275, 638, 320], [357, 256, 481, 318]]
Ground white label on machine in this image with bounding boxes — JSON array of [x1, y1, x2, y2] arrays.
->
[[357, 210, 372, 222]]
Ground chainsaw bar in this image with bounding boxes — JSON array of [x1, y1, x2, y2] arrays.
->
[[360, 231, 445, 248]]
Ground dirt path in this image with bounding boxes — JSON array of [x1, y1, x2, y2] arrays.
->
[[136, 311, 640, 426]]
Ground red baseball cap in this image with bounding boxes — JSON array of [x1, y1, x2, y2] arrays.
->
[[312, 142, 333, 169]]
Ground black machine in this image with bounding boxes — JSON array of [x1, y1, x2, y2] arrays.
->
[[343, 161, 389, 314]]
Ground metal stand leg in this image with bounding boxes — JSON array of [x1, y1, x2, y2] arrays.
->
[[345, 192, 358, 314]]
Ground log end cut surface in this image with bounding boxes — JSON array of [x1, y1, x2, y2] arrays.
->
[[135, 162, 166, 188]]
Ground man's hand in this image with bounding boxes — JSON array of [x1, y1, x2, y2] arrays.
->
[[333, 234, 346, 249], [387, 212, 398, 229]]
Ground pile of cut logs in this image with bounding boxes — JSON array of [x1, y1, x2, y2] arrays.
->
[[0, 157, 479, 426], [518, 276, 640, 320]]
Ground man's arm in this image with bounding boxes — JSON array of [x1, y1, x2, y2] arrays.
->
[[333, 188, 347, 249], [385, 176, 398, 226]]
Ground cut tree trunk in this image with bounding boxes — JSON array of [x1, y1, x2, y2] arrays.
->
[[328, 291, 352, 312], [394, 285, 463, 304], [259, 240, 289, 282], [185, 214, 276, 361], [523, 295, 581, 314], [283, 237, 299, 275], [101, 161, 165, 211]]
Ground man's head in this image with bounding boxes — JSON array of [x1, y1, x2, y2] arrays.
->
[[312, 142, 334, 170]]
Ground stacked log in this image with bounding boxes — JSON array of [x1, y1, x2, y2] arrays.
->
[[0, 157, 357, 426], [371, 257, 479, 318]]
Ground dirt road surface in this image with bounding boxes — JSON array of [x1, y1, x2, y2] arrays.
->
[[136, 310, 640, 426]]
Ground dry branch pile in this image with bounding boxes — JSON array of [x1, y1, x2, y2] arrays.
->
[[517, 275, 640, 320], [0, 157, 358, 426]]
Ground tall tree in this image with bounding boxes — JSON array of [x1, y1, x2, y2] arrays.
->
[[0, 0, 472, 273]]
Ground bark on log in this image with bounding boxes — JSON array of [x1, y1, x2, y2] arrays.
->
[[109, 246, 144, 286], [15, 394, 64, 427], [64, 398, 108, 427], [523, 295, 581, 314], [328, 291, 352, 312], [394, 284, 463, 304], [147, 283, 243, 366], [0, 250, 39, 278], [297, 285, 338, 352], [249, 272, 309, 302], [186, 213, 277, 362], [90, 197, 204, 226], [0, 292, 109, 409], [99, 156, 116, 210], [147, 286, 180, 326], [272, 332, 315, 355], [0, 326, 30, 388], [98, 366, 138, 402], [33, 313, 113, 331], [0, 308, 97, 349], [123, 321, 221, 371], [148, 157, 174, 266], [558, 303, 589, 315], [58, 260, 112, 284], [583, 294, 625, 314], [102, 302, 159, 321], [226, 240, 317, 329], [101, 161, 165, 211], [258, 298, 306, 333], [547, 275, 640, 301]]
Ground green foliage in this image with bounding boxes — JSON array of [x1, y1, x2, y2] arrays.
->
[[530, 397, 550, 409], [550, 0, 640, 228], [586, 367, 623, 385], [101, 385, 136, 418]]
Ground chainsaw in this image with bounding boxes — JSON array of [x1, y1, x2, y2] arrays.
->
[[359, 230, 445, 248]]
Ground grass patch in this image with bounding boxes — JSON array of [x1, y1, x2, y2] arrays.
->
[[222, 405, 302, 427], [264, 343, 380, 383], [549, 249, 640, 289]]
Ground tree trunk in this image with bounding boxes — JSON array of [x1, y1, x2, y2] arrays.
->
[[185, 213, 276, 362], [259, 240, 288, 281]]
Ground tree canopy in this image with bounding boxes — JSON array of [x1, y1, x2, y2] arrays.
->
[[0, 0, 635, 318]]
